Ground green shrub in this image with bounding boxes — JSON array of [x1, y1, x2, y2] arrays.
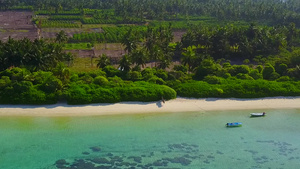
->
[[88, 70, 106, 78], [108, 76, 125, 87], [0, 81, 56, 104], [66, 84, 92, 104], [173, 79, 300, 99], [91, 88, 120, 103], [173, 65, 188, 72], [0, 76, 10, 89], [155, 70, 168, 80], [94, 76, 109, 86], [277, 63, 288, 75], [256, 65, 263, 73], [236, 73, 254, 80], [129, 71, 142, 81], [269, 72, 281, 81], [249, 69, 263, 79], [203, 75, 221, 84], [229, 65, 250, 76], [66, 81, 176, 104], [70, 73, 79, 82], [79, 74, 94, 84], [142, 68, 155, 80], [276, 76, 291, 82], [147, 76, 166, 85], [262, 63, 275, 80], [194, 59, 220, 80], [103, 65, 120, 77]]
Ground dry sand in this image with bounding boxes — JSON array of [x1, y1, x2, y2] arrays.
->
[[0, 97, 300, 117]]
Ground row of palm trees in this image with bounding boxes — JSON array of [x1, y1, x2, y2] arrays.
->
[[100, 25, 174, 71], [96, 23, 300, 74], [0, 37, 72, 71], [181, 23, 300, 60]]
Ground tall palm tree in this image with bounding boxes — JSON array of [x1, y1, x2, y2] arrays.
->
[[118, 54, 131, 72], [121, 28, 137, 54], [63, 52, 74, 67], [181, 45, 197, 72], [96, 54, 111, 69], [157, 55, 171, 70], [55, 30, 69, 44], [130, 48, 148, 68], [144, 27, 157, 59], [151, 45, 163, 67], [52, 62, 70, 84]]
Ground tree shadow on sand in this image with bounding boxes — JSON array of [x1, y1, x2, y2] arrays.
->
[[156, 101, 163, 108]]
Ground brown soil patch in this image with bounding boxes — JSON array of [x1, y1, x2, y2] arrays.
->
[[173, 31, 186, 42], [0, 11, 38, 41], [66, 47, 124, 64], [40, 27, 103, 39]]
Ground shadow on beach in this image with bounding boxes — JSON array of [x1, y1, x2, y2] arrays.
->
[[204, 96, 300, 102], [1, 96, 299, 109], [0, 100, 156, 109], [156, 101, 163, 108]]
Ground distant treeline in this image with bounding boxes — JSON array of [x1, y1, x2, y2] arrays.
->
[[179, 23, 300, 61], [2, 0, 300, 27]]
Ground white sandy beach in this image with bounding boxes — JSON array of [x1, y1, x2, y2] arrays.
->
[[0, 97, 300, 117]]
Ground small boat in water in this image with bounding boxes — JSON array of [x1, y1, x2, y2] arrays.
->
[[250, 112, 266, 117], [226, 122, 242, 127]]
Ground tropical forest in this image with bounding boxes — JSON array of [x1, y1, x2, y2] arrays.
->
[[0, 0, 300, 104]]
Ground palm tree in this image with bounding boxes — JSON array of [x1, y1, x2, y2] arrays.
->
[[151, 45, 163, 67], [55, 30, 69, 44], [63, 52, 74, 67], [52, 62, 70, 84], [96, 54, 111, 69], [130, 48, 148, 68], [144, 26, 157, 55], [181, 45, 197, 72], [121, 28, 137, 54], [118, 54, 131, 72], [157, 55, 171, 70]]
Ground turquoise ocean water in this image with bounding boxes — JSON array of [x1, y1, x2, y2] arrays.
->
[[0, 109, 300, 169]]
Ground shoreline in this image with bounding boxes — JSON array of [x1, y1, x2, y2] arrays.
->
[[0, 97, 300, 117]]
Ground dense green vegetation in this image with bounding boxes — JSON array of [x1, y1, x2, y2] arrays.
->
[[0, 67, 177, 104], [173, 80, 300, 98], [1, 0, 300, 105], [3, 0, 300, 27], [1, 23, 300, 104], [0, 38, 72, 71], [1, 61, 300, 104]]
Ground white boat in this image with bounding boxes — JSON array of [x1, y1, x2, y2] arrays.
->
[[250, 112, 266, 117]]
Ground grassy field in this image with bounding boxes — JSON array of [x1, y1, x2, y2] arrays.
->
[[94, 43, 123, 50], [69, 57, 99, 72], [82, 24, 120, 28], [63, 43, 93, 50]]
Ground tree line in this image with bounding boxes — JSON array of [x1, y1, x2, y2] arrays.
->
[[1, 63, 300, 105], [0, 38, 73, 71], [107, 23, 300, 78], [1, 22, 300, 104], [2, 0, 300, 27]]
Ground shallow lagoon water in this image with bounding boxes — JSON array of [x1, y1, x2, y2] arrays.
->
[[0, 109, 300, 169]]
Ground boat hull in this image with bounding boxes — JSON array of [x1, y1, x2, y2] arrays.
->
[[250, 112, 266, 117], [226, 122, 242, 127]]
